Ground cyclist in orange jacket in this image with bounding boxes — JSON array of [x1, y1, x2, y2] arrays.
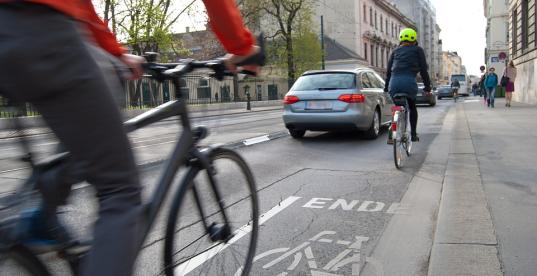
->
[[0, 0, 259, 275]]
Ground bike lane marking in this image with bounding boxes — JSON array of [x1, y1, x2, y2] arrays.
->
[[175, 195, 301, 275]]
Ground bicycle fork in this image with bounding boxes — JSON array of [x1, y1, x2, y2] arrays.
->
[[189, 150, 233, 243]]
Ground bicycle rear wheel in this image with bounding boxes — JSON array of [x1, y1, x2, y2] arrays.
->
[[0, 245, 50, 276], [393, 111, 405, 169], [163, 147, 259, 276]]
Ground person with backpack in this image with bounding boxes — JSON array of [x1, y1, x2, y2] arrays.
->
[[484, 67, 499, 108]]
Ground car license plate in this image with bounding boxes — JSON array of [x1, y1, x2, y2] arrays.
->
[[306, 101, 333, 110]]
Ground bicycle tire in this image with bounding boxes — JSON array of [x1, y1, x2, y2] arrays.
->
[[393, 112, 403, 169], [0, 244, 51, 276], [163, 147, 259, 276]]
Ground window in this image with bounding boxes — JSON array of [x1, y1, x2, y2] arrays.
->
[[386, 19, 389, 34], [375, 46, 379, 67], [178, 78, 189, 99], [375, 11, 378, 29], [256, 84, 263, 100], [361, 74, 373, 89], [370, 8, 373, 26], [521, 0, 529, 50], [291, 73, 356, 91], [364, 42, 368, 61], [366, 72, 384, 89], [363, 4, 367, 22], [197, 78, 211, 98], [512, 8, 518, 55], [391, 22, 394, 37], [370, 44, 374, 66], [381, 48, 385, 68], [380, 15, 383, 32]]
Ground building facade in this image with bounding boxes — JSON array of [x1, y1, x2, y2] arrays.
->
[[389, 0, 441, 83], [314, 0, 416, 76], [440, 51, 463, 84], [508, 0, 537, 104], [484, 0, 510, 77]]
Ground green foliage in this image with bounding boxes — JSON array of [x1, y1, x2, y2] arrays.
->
[[261, 0, 321, 82], [96, 0, 191, 58]]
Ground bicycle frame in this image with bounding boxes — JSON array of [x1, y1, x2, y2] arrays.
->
[[3, 74, 231, 260], [123, 76, 232, 251]]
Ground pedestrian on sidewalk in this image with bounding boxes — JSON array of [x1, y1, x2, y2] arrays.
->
[[485, 67, 499, 108], [502, 61, 517, 107], [479, 71, 487, 102]]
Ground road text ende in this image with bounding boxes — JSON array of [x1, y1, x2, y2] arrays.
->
[[302, 198, 403, 214]]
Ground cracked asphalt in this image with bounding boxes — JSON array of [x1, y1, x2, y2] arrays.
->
[[0, 100, 453, 275]]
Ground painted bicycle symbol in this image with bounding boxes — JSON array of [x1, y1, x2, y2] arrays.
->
[[235, 231, 384, 276]]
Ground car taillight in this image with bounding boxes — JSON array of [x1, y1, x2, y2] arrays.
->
[[338, 94, 365, 103], [283, 95, 300, 105]]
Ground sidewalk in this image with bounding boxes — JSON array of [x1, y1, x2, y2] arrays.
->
[[0, 101, 282, 139], [429, 97, 537, 275]]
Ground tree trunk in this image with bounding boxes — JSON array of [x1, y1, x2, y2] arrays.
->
[[286, 35, 295, 89]]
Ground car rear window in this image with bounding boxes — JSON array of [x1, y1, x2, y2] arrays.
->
[[291, 73, 356, 91]]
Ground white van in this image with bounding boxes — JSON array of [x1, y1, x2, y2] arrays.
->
[[450, 74, 469, 96]]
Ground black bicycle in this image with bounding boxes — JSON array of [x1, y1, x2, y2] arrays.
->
[[391, 94, 413, 169], [0, 48, 265, 275]]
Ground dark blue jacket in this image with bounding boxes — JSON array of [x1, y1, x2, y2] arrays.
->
[[384, 45, 432, 97]]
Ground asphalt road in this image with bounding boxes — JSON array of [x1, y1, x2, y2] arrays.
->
[[0, 100, 453, 275]]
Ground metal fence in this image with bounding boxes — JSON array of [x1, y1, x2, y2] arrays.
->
[[0, 97, 40, 118], [1, 74, 286, 118]]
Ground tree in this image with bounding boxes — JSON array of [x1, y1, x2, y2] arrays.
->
[[95, 0, 194, 106], [261, 0, 318, 88]]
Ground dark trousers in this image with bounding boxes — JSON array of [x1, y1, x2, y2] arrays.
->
[[0, 4, 142, 276], [407, 97, 418, 136]]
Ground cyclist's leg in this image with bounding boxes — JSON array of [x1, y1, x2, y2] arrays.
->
[[0, 4, 142, 275], [407, 98, 418, 140]]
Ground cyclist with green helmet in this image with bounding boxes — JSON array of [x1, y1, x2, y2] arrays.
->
[[384, 28, 432, 142]]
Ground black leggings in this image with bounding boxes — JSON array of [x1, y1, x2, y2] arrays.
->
[[407, 98, 418, 135]]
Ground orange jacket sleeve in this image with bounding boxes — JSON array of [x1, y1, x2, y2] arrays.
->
[[84, 1, 126, 56], [202, 0, 255, 56]]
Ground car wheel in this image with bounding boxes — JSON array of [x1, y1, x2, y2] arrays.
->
[[438, 96, 442, 100], [364, 109, 380, 140], [289, 129, 306, 139]]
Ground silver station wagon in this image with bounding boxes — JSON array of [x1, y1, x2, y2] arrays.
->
[[282, 69, 394, 139]]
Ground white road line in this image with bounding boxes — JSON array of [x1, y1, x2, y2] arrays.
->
[[175, 196, 301, 275], [243, 135, 270, 146]]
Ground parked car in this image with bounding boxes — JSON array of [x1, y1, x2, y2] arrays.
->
[[282, 69, 394, 139], [437, 85, 454, 99], [415, 83, 437, 106]]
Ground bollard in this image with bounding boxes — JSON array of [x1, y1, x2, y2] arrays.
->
[[246, 92, 251, 110]]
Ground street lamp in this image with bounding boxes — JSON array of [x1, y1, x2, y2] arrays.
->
[[244, 85, 251, 110]]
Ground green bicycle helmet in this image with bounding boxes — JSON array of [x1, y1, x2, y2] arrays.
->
[[399, 28, 417, 43]]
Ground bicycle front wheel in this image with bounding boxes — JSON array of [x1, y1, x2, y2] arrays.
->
[[163, 147, 259, 276], [0, 245, 50, 276]]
